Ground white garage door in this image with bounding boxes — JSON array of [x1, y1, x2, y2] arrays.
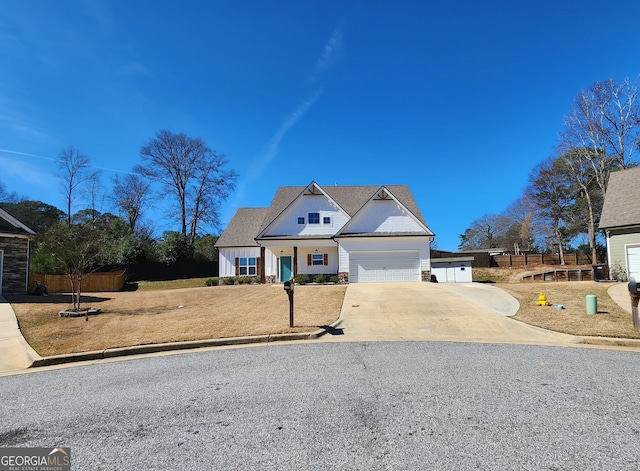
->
[[627, 245, 640, 281], [349, 251, 420, 283]]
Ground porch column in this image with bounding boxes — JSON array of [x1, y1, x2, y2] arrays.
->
[[260, 246, 265, 284], [293, 246, 298, 278]]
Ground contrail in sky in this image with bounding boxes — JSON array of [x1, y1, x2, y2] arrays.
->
[[226, 25, 344, 220], [261, 89, 324, 166], [309, 27, 343, 82], [233, 89, 323, 203], [0, 148, 55, 161], [0, 148, 130, 173]]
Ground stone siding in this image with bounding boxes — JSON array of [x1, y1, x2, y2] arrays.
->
[[0, 236, 30, 294]]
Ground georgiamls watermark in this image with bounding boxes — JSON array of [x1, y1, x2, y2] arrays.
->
[[0, 447, 70, 471]]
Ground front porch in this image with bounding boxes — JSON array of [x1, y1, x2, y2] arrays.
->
[[260, 239, 339, 283]]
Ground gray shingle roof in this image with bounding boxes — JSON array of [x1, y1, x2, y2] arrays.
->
[[257, 184, 428, 235], [599, 167, 640, 229], [217, 183, 432, 246], [214, 208, 269, 247]]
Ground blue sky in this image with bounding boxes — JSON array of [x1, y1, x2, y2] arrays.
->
[[1, 0, 639, 251]]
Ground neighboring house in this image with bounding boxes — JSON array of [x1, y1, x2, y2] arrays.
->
[[0, 207, 36, 295], [215, 182, 435, 283], [599, 167, 640, 281]]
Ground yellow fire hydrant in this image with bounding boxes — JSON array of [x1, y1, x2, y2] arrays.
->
[[536, 293, 551, 306]]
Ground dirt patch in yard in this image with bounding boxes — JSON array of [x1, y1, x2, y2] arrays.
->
[[8, 285, 346, 356]]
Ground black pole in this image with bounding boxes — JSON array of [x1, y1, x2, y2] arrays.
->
[[288, 290, 294, 327]]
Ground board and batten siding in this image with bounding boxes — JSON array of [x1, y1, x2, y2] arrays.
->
[[342, 200, 425, 233], [337, 236, 431, 273], [607, 228, 640, 279], [296, 247, 339, 275], [218, 247, 261, 277], [262, 194, 349, 237]]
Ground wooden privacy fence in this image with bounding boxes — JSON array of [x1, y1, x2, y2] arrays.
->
[[491, 253, 593, 268], [31, 271, 126, 293]]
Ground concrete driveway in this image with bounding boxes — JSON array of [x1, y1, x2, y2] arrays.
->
[[324, 282, 577, 345]]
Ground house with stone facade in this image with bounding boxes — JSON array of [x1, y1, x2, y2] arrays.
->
[[0, 208, 35, 295]]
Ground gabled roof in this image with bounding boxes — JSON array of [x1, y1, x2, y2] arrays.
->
[[256, 183, 428, 235], [216, 182, 432, 246], [256, 182, 351, 238], [214, 208, 269, 247], [336, 185, 434, 236], [0, 207, 36, 236], [599, 167, 640, 230]]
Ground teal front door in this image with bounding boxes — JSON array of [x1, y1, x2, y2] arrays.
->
[[280, 256, 292, 282]]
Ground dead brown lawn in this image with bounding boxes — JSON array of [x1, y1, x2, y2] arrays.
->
[[8, 285, 345, 356], [475, 267, 638, 338], [500, 281, 639, 339]]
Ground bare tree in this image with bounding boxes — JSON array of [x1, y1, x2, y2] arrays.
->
[[56, 146, 91, 225], [111, 173, 152, 232], [135, 130, 237, 243], [458, 214, 508, 250], [0, 181, 23, 203], [85, 170, 104, 220], [559, 77, 640, 195], [503, 195, 539, 253]]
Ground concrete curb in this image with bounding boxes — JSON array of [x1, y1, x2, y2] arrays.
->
[[30, 320, 344, 368], [577, 336, 640, 348]]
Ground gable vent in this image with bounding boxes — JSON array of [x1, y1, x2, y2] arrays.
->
[[374, 189, 392, 200], [304, 184, 323, 195]]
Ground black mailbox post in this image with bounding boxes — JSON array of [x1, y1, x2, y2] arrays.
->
[[284, 280, 294, 327], [630, 281, 640, 331]]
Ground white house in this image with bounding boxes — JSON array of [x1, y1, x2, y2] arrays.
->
[[215, 182, 435, 283]]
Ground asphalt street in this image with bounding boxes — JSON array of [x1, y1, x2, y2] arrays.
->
[[2, 342, 640, 470]]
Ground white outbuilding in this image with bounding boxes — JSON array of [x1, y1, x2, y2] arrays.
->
[[430, 256, 474, 283]]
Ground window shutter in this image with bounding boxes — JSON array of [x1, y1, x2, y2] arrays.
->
[[323, 254, 328, 266], [307, 254, 312, 266], [235, 258, 239, 276], [256, 257, 261, 276]]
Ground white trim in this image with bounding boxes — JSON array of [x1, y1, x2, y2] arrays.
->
[[256, 182, 350, 239], [258, 239, 338, 248], [0, 208, 36, 235], [336, 186, 433, 236], [626, 243, 640, 281], [237, 256, 258, 276], [606, 230, 612, 279]]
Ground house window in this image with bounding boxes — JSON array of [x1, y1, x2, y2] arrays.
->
[[307, 253, 329, 266], [239, 257, 257, 276], [323, 216, 331, 224], [308, 212, 320, 224], [298, 217, 305, 224]]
